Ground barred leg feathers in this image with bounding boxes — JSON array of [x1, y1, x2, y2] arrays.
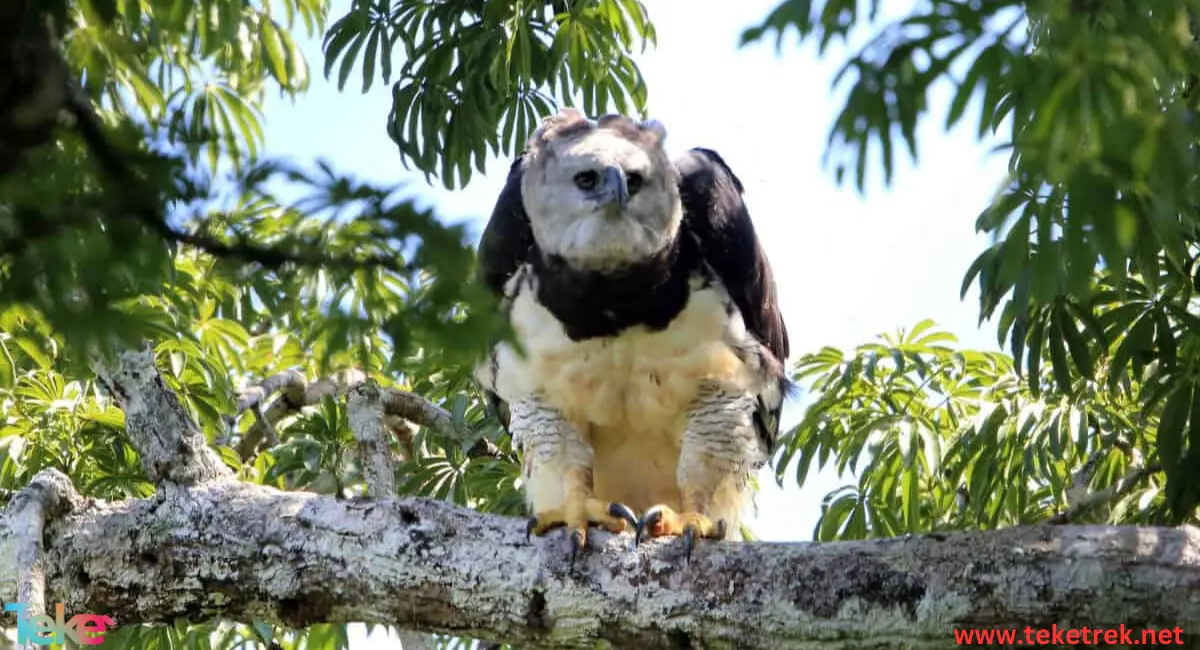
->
[[635, 381, 765, 560], [512, 397, 638, 560]]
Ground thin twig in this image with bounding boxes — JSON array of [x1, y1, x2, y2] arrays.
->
[[1063, 433, 1145, 508], [148, 220, 417, 276], [230, 370, 362, 458], [1051, 463, 1162, 524], [230, 370, 508, 463]]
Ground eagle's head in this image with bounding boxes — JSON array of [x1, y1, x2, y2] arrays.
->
[[520, 109, 682, 272]]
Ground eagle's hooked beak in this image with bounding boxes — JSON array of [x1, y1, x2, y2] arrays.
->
[[598, 166, 630, 209]]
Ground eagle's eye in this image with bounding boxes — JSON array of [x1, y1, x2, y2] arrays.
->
[[626, 172, 644, 196], [574, 171, 599, 191]]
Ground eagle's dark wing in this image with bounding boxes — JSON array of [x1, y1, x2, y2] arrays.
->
[[477, 155, 533, 297], [676, 147, 791, 443], [476, 155, 532, 431], [676, 147, 790, 365]]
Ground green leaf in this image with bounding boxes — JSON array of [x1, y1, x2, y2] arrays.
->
[[0, 340, 15, 388], [817, 491, 858, 541], [1025, 310, 1047, 397], [1068, 406, 1088, 450], [1108, 310, 1155, 393], [1047, 304, 1073, 394], [87, 0, 119, 24], [1153, 307, 1178, 373], [902, 465, 920, 532], [1157, 384, 1191, 475], [363, 23, 381, 93]]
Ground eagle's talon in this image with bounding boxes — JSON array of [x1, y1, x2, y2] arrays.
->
[[608, 502, 638, 533], [525, 515, 566, 543], [682, 520, 725, 562], [634, 507, 665, 545], [527, 496, 632, 556], [568, 528, 586, 563], [635, 504, 725, 559]]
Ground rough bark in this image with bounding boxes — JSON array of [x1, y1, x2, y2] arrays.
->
[[347, 379, 398, 498], [346, 375, 434, 648], [0, 470, 86, 650], [92, 343, 231, 485], [3, 344, 1199, 649], [1, 475, 1198, 648]]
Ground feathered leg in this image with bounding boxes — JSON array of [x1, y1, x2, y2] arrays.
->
[[636, 381, 763, 560], [513, 396, 638, 559]]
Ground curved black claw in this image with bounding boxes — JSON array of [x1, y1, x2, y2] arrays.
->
[[607, 502, 638, 532], [568, 529, 586, 564], [682, 520, 728, 563], [634, 508, 664, 545], [526, 516, 567, 543]]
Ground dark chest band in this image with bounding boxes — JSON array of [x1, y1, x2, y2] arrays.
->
[[528, 227, 705, 341]]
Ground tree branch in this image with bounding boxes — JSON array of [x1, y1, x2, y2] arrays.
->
[[1058, 437, 1156, 524], [231, 369, 506, 462], [0, 469, 87, 650], [231, 369, 355, 457], [92, 342, 231, 485], [1050, 463, 1163, 525], [346, 379, 433, 646], [0, 2, 68, 175], [0, 474, 1197, 648], [0, 346, 1197, 647], [346, 379, 398, 498]]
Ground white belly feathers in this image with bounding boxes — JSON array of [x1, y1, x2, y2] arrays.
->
[[481, 274, 757, 431]]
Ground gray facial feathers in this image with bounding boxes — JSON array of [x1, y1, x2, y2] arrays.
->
[[518, 109, 682, 272]]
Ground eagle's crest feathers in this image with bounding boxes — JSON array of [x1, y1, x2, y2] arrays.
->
[[528, 108, 668, 155]]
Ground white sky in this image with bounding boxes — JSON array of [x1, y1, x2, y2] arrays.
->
[[258, 0, 1012, 646]]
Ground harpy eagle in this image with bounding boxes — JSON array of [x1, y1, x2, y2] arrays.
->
[[474, 109, 792, 559]]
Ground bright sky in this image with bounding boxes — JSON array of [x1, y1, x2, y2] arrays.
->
[[259, 0, 1011, 646]]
